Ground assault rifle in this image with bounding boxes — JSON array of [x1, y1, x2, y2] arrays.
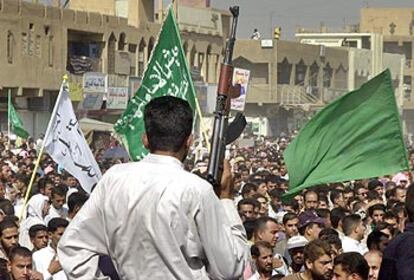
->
[[206, 6, 247, 190]]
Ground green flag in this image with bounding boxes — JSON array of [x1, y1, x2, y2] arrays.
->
[[114, 7, 196, 160], [283, 69, 409, 199], [8, 94, 29, 139]]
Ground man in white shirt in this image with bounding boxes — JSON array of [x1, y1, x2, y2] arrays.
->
[[33, 218, 69, 280], [44, 186, 68, 225], [342, 214, 368, 255], [57, 96, 249, 279]]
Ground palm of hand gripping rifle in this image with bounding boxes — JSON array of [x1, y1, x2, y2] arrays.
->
[[207, 6, 247, 194]]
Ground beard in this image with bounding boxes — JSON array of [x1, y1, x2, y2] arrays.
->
[[310, 269, 332, 280]]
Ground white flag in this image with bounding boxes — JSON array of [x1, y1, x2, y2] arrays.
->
[[44, 81, 102, 193]]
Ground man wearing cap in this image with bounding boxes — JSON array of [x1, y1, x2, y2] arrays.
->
[[286, 235, 308, 275], [298, 210, 325, 242], [281, 239, 333, 280]]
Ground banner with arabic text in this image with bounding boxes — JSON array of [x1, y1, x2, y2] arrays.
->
[[114, 7, 196, 160], [44, 82, 102, 193]]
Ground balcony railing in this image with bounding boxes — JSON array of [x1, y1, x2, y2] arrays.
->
[[278, 85, 320, 105]]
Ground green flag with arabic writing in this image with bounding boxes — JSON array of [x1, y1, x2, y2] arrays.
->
[[8, 94, 29, 139], [114, 7, 196, 160]]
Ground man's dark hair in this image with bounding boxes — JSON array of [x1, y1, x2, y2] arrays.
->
[[252, 193, 267, 202], [354, 185, 367, 195], [8, 246, 32, 262], [320, 232, 342, 251], [241, 183, 257, 197], [51, 185, 67, 199], [330, 189, 343, 205], [0, 199, 14, 216], [405, 183, 414, 222], [319, 228, 339, 240], [342, 214, 362, 236], [0, 220, 17, 236], [368, 180, 383, 191], [243, 220, 257, 240], [303, 239, 331, 263], [47, 218, 69, 233], [330, 207, 347, 229], [334, 252, 369, 280], [29, 224, 47, 239], [367, 230, 389, 251], [251, 241, 273, 258], [383, 211, 398, 221], [237, 198, 259, 211], [68, 192, 89, 213], [282, 213, 298, 225], [254, 217, 278, 234], [368, 204, 386, 218], [269, 188, 284, 200], [315, 208, 330, 219], [282, 199, 299, 212], [367, 190, 380, 201], [144, 96, 193, 153], [318, 196, 329, 205]]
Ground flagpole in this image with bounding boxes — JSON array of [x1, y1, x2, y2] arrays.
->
[[194, 96, 211, 152], [19, 76, 68, 221], [7, 89, 11, 147]]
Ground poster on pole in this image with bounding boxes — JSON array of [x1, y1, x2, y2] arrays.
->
[[231, 67, 250, 111]]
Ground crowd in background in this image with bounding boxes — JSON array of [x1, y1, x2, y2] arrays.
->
[[0, 130, 413, 279]]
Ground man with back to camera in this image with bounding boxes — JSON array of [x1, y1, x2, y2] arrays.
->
[[57, 96, 250, 279], [378, 183, 414, 280]]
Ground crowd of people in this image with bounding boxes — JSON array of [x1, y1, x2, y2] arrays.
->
[[0, 109, 414, 279]]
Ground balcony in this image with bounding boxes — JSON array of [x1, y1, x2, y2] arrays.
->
[[278, 85, 321, 105]]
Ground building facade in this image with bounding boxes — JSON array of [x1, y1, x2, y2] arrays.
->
[[0, 0, 228, 137], [360, 7, 414, 134], [232, 36, 404, 135]]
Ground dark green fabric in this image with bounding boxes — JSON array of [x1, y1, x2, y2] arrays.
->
[[283, 69, 409, 200], [8, 98, 29, 139], [114, 7, 196, 161]]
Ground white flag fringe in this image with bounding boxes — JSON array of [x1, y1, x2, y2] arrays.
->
[[44, 81, 102, 193]]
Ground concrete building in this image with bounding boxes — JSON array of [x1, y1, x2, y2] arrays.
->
[[231, 35, 404, 135], [360, 7, 414, 134], [0, 0, 228, 137]]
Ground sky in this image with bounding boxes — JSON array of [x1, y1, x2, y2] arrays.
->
[[210, 0, 414, 40]]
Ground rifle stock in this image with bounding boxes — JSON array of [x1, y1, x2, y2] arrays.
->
[[206, 6, 241, 190]]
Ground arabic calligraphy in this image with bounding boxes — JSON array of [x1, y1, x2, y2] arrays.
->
[[47, 91, 99, 179]]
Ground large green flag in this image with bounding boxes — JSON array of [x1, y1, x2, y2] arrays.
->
[[8, 94, 29, 139], [114, 7, 196, 160], [284, 69, 409, 199]]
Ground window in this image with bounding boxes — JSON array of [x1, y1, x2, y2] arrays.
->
[[48, 36, 54, 67], [323, 64, 333, 88], [118, 33, 126, 51], [7, 31, 14, 64], [309, 62, 319, 87], [295, 60, 307, 85], [277, 58, 292, 85]]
